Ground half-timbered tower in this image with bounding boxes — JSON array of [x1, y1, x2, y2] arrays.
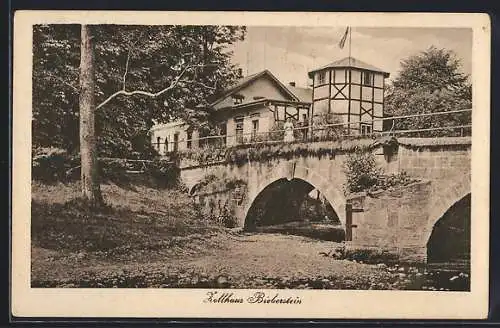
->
[[308, 57, 390, 135]]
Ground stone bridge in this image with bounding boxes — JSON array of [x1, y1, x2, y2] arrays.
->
[[179, 137, 471, 263]]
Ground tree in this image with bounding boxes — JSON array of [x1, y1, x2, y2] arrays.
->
[[33, 24, 246, 203], [79, 25, 103, 205], [32, 25, 246, 157], [385, 46, 472, 137]]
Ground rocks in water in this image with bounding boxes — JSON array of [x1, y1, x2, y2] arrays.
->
[[60, 283, 76, 288], [376, 263, 387, 270], [449, 275, 459, 282], [216, 275, 229, 287], [408, 267, 419, 274], [331, 251, 343, 259]]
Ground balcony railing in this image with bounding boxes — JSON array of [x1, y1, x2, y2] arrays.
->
[[155, 108, 472, 154]]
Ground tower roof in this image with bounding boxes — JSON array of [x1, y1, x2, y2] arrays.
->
[[308, 57, 390, 78]]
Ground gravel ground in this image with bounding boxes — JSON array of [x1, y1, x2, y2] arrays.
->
[[31, 182, 470, 290], [176, 232, 396, 288], [33, 232, 406, 289]]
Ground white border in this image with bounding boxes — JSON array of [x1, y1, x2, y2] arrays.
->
[[12, 11, 491, 319]]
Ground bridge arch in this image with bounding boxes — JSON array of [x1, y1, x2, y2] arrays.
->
[[425, 175, 471, 241], [243, 165, 346, 228], [424, 175, 471, 261]]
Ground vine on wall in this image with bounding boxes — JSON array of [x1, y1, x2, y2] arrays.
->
[[343, 148, 419, 195]]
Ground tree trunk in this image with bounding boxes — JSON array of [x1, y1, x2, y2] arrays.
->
[[79, 24, 103, 206]]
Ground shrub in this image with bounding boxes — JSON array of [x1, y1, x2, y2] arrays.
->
[[218, 207, 239, 229], [145, 159, 180, 188], [178, 145, 227, 164], [312, 112, 347, 141], [195, 173, 246, 195], [99, 158, 129, 183], [32, 147, 77, 183], [343, 149, 381, 193], [32, 148, 180, 188], [372, 171, 419, 192], [269, 121, 285, 141], [343, 248, 399, 264]]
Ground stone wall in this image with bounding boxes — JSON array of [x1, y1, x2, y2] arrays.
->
[[178, 137, 471, 262], [194, 189, 236, 224], [348, 181, 433, 263], [397, 142, 471, 182]]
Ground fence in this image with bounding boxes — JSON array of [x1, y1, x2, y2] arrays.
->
[[155, 108, 472, 153]]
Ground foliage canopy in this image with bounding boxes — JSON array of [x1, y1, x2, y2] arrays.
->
[[385, 46, 471, 136], [33, 24, 246, 157]]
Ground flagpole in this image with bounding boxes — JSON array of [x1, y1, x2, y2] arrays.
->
[[348, 27, 352, 65]]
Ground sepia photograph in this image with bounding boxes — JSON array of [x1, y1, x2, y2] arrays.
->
[[12, 11, 490, 319]]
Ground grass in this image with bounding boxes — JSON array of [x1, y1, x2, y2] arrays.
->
[[31, 181, 224, 286]]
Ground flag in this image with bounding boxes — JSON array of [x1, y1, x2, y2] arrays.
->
[[338, 27, 350, 49]]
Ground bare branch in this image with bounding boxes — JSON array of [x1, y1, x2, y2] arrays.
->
[[96, 63, 217, 110], [122, 37, 142, 91], [122, 47, 132, 90]]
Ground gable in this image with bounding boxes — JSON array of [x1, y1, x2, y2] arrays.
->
[[212, 72, 298, 110]]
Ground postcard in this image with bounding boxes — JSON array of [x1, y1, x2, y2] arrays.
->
[[12, 11, 490, 319]]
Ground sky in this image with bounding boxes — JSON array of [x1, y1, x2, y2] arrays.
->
[[230, 27, 472, 88]]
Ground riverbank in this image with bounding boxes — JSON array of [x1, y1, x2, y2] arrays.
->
[[31, 182, 469, 290]]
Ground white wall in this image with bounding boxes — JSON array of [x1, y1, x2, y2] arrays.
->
[[225, 105, 273, 146], [214, 75, 293, 110], [150, 123, 188, 155], [312, 68, 387, 134]]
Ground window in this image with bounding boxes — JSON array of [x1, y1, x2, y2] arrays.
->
[[361, 123, 372, 136], [164, 137, 169, 153], [318, 71, 326, 85], [302, 114, 308, 123], [156, 137, 162, 151], [186, 129, 193, 149], [173, 133, 179, 152], [362, 72, 373, 86], [235, 117, 244, 144], [233, 94, 244, 105], [252, 119, 259, 138]]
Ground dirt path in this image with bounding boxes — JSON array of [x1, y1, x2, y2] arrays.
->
[[163, 232, 399, 289], [35, 232, 469, 290], [183, 233, 376, 276]]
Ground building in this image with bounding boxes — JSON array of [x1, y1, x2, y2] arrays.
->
[[308, 57, 390, 135], [209, 70, 312, 148], [150, 56, 389, 154], [151, 69, 312, 154], [149, 120, 187, 155]]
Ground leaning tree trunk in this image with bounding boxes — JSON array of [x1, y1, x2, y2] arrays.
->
[[79, 24, 103, 206]]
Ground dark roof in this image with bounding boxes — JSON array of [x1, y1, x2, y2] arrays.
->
[[308, 57, 390, 78], [286, 85, 312, 103], [209, 70, 299, 107]]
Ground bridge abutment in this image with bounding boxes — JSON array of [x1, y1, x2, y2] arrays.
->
[[179, 137, 471, 264], [347, 180, 433, 263]]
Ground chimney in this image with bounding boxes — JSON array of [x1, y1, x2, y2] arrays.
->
[[289, 81, 296, 87]]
